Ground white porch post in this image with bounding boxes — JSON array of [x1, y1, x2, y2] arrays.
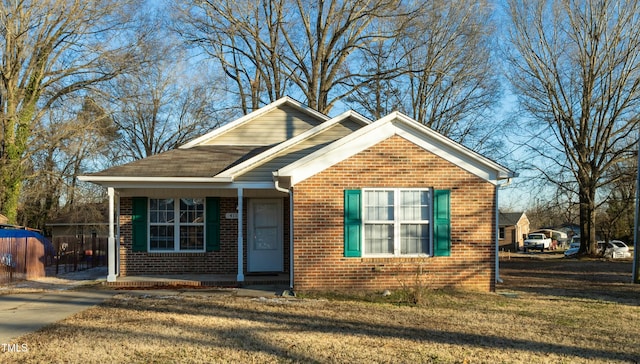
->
[[107, 187, 117, 282], [237, 188, 245, 282], [495, 184, 501, 284]]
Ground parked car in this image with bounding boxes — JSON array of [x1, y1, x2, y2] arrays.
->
[[524, 233, 552, 252], [564, 238, 581, 258], [565, 237, 631, 259], [603, 240, 631, 259]]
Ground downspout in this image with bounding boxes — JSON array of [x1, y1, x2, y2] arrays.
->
[[495, 178, 513, 285], [274, 177, 294, 290]]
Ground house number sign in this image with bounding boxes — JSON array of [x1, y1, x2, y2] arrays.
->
[[225, 213, 238, 219]]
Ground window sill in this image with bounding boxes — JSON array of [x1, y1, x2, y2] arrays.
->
[[146, 252, 207, 257], [360, 255, 431, 263]]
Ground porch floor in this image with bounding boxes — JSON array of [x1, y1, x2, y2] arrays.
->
[[104, 273, 291, 289]]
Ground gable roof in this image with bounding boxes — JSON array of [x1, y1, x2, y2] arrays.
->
[[79, 98, 516, 189], [216, 110, 371, 181], [499, 211, 527, 227], [180, 96, 329, 148], [275, 111, 516, 186]]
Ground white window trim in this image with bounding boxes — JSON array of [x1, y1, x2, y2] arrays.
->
[[148, 197, 206, 253], [362, 188, 432, 257]]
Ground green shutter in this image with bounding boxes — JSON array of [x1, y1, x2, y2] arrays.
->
[[433, 190, 451, 257], [206, 197, 221, 252], [132, 197, 148, 252], [344, 190, 362, 257]]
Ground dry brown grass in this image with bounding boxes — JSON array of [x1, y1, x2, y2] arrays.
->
[[2, 258, 639, 363]]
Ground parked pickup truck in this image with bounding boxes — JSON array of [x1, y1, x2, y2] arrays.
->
[[523, 233, 552, 252]]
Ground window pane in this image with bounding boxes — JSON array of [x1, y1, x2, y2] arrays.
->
[[180, 198, 204, 223], [401, 224, 429, 254], [150, 225, 174, 250], [150, 198, 174, 223], [365, 224, 393, 254], [400, 191, 429, 220], [365, 190, 394, 220], [180, 226, 204, 250]]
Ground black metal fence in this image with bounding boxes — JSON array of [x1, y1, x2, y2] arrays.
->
[[51, 236, 107, 275]]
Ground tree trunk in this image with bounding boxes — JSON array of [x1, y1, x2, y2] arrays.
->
[[578, 181, 598, 255]]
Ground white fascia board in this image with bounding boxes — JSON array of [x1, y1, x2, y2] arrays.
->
[[395, 126, 499, 183], [77, 176, 233, 183], [216, 110, 372, 179], [179, 96, 330, 149], [397, 122, 516, 184], [390, 113, 515, 179], [77, 177, 275, 191], [278, 121, 397, 185], [277, 111, 515, 186]]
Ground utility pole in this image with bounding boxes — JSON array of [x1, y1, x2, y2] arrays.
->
[[634, 132, 640, 283]]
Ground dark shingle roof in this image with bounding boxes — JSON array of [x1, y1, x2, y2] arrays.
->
[[88, 145, 271, 178], [499, 211, 525, 227]]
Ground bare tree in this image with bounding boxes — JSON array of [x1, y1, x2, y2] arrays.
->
[[0, 0, 139, 223], [20, 97, 117, 229], [402, 0, 500, 146], [505, 0, 640, 254], [346, 0, 501, 152], [176, 0, 410, 114], [598, 157, 637, 244], [175, 0, 290, 113], [105, 22, 221, 161]]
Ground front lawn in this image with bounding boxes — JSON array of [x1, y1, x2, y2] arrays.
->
[[2, 258, 639, 363]]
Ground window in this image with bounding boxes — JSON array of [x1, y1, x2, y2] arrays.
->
[[499, 227, 505, 239], [149, 198, 205, 251], [363, 189, 431, 256]]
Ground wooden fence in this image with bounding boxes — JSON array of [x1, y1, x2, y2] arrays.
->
[[0, 234, 52, 284]]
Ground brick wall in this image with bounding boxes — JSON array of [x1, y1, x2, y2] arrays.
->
[[118, 196, 290, 276], [292, 135, 497, 292]]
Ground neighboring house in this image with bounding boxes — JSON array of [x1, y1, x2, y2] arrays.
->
[[79, 97, 516, 292], [498, 211, 530, 251], [47, 204, 109, 242], [46, 204, 110, 265]]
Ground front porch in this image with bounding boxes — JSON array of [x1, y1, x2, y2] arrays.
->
[[103, 272, 290, 289]]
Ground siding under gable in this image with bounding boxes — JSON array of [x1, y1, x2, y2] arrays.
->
[[201, 104, 324, 146], [236, 118, 364, 181]]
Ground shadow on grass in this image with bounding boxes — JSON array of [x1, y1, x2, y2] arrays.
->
[[61, 292, 636, 363], [499, 258, 639, 306]]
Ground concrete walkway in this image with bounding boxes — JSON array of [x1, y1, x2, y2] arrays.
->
[[0, 267, 291, 343], [0, 289, 117, 342], [0, 267, 116, 343]]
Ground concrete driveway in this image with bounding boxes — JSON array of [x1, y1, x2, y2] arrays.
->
[[0, 289, 116, 343], [0, 267, 116, 343], [0, 267, 289, 344]]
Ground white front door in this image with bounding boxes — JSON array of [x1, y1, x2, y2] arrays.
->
[[248, 199, 283, 272]]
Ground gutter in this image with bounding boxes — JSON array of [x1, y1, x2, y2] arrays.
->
[[274, 175, 295, 291], [495, 177, 513, 285]]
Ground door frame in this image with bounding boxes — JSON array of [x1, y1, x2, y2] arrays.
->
[[247, 198, 284, 272]]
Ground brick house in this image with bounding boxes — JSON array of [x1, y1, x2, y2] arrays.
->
[[79, 97, 515, 292]]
